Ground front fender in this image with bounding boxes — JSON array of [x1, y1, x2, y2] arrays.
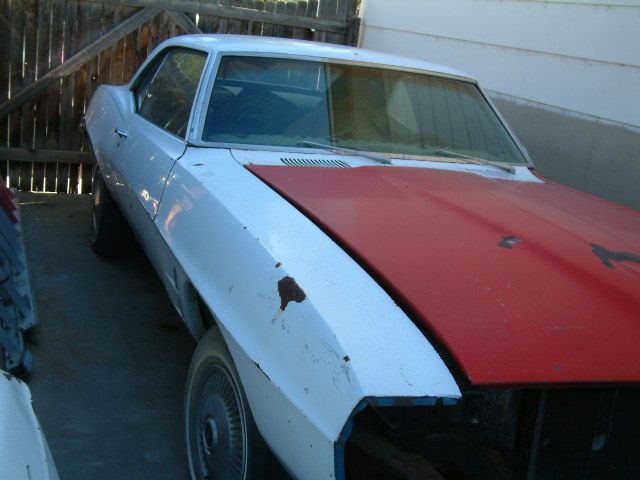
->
[[155, 148, 460, 479]]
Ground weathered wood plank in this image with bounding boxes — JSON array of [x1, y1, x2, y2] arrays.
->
[[238, 0, 251, 34], [33, 0, 51, 152], [0, 7, 161, 119], [132, 21, 149, 74], [344, 0, 359, 46], [97, 0, 113, 81], [0, 2, 10, 106], [274, 1, 285, 37], [250, 0, 264, 36], [58, 0, 78, 191], [157, 9, 172, 43], [108, 6, 124, 84], [292, 0, 310, 40], [0, 0, 11, 161], [58, 0, 77, 151], [262, 0, 275, 36], [46, 1, 64, 152], [218, 0, 230, 34], [166, 9, 202, 34], [332, 0, 347, 45], [32, 0, 50, 190], [7, 1, 25, 187], [121, 30, 140, 83], [21, 0, 38, 147], [0, 147, 94, 164], [84, 1, 104, 145], [316, 0, 343, 44], [71, 1, 90, 149], [283, 1, 296, 38], [93, 0, 348, 32], [20, 0, 38, 190], [228, 0, 244, 35]]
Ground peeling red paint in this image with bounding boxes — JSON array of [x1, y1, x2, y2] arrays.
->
[[249, 164, 640, 385]]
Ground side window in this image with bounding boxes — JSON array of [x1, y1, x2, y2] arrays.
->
[[134, 48, 207, 138]]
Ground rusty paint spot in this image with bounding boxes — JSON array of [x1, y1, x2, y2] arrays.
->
[[277, 276, 306, 311], [275, 262, 282, 268], [590, 243, 640, 269], [498, 235, 523, 249], [253, 361, 270, 381], [343, 355, 350, 362]]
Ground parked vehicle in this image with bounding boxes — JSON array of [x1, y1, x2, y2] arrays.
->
[[84, 35, 640, 480], [0, 371, 59, 480]]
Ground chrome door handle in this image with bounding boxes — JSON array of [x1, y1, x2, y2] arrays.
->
[[114, 128, 129, 138]]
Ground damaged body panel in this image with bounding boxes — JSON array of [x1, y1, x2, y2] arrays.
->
[[155, 147, 460, 479], [0, 372, 59, 479], [247, 164, 640, 385], [84, 34, 640, 479]]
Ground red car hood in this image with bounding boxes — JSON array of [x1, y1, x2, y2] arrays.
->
[[248, 164, 640, 386]]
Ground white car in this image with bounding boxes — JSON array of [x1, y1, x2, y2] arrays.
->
[[84, 35, 640, 480], [0, 371, 59, 480]]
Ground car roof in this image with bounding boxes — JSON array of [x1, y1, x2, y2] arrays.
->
[[160, 34, 475, 82]]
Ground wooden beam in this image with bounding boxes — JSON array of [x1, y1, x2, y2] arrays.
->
[[0, 148, 94, 165], [166, 10, 202, 34], [0, 7, 161, 120], [95, 0, 348, 32]]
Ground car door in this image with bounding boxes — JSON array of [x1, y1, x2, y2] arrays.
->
[[112, 47, 208, 231]]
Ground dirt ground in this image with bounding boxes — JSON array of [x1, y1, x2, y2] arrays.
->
[[20, 192, 195, 480]]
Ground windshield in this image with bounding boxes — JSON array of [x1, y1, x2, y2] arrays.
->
[[202, 56, 528, 164]]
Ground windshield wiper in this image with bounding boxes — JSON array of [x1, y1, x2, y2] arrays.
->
[[297, 141, 392, 165], [435, 148, 516, 174]]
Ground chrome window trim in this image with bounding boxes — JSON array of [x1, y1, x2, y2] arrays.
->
[[189, 51, 533, 166], [129, 46, 212, 142]]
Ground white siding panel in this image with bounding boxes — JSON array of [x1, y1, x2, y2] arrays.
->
[[361, 0, 640, 66], [361, 26, 640, 126], [360, 0, 640, 127]]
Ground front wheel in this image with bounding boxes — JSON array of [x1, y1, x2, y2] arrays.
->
[[185, 327, 285, 480]]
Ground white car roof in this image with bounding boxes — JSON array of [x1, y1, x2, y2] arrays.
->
[[160, 34, 475, 82]]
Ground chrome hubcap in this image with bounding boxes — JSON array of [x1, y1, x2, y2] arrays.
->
[[191, 364, 246, 480], [202, 416, 219, 454]]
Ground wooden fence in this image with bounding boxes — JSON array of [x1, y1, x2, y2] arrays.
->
[[0, 0, 360, 194]]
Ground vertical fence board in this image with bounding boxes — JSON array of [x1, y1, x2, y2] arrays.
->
[[292, 1, 308, 40], [20, 0, 36, 190], [218, 0, 231, 34], [33, 0, 51, 163], [273, 1, 286, 37], [46, 0, 63, 153], [250, 0, 264, 36], [8, 1, 25, 187], [228, 0, 241, 34], [0, 0, 359, 192], [282, 1, 296, 38], [262, 0, 275, 36], [0, 0, 11, 181]]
